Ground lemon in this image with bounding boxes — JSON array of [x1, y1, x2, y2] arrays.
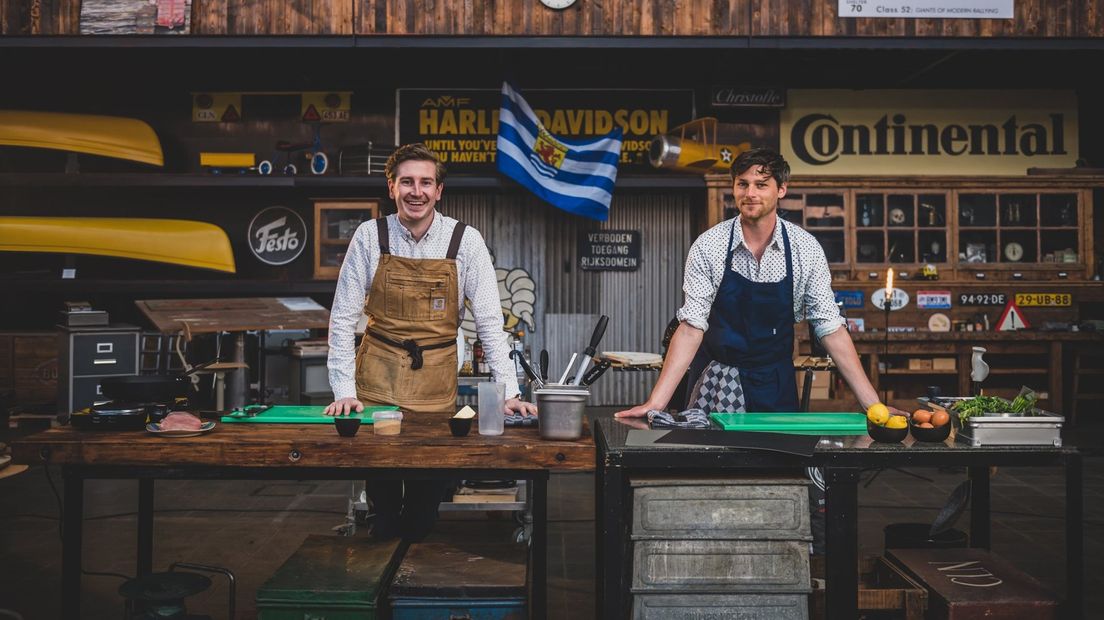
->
[[866, 403, 890, 426], [886, 415, 908, 430]]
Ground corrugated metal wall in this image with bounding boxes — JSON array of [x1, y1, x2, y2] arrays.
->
[[443, 189, 699, 406]]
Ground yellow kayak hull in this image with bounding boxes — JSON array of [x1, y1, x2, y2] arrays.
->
[[0, 217, 235, 273], [0, 110, 163, 167]]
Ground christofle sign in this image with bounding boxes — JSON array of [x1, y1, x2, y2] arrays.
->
[[781, 90, 1078, 176], [248, 207, 306, 266]]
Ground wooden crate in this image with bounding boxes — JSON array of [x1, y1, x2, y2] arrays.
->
[[0, 332, 58, 406], [811, 555, 928, 620]]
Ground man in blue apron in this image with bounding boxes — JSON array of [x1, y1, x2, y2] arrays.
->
[[616, 148, 904, 551], [617, 148, 889, 418]]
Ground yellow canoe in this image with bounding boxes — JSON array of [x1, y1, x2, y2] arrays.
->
[[0, 217, 235, 273], [0, 110, 163, 167]]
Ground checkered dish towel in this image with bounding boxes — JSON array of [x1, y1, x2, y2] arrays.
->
[[689, 360, 746, 414], [647, 408, 711, 429]]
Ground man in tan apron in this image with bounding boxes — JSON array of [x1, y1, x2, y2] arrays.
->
[[325, 143, 536, 540]]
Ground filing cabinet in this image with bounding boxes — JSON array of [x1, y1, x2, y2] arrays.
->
[[58, 325, 140, 413]]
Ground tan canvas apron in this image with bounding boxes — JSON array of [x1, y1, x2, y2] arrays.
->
[[354, 217, 467, 413]]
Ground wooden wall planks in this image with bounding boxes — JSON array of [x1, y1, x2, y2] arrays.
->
[[2, 0, 1102, 40]]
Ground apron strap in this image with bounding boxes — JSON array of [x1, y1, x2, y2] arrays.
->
[[377, 217, 391, 255], [446, 222, 468, 260], [367, 328, 454, 370]]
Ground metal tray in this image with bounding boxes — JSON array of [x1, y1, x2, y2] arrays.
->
[[918, 396, 1063, 448]]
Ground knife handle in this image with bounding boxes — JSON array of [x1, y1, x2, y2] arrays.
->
[[539, 349, 549, 381], [584, 315, 610, 355]]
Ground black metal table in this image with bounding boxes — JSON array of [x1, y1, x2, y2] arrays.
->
[[592, 413, 1083, 619]]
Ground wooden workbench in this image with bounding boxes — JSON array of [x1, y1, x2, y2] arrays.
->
[[14, 414, 594, 619]]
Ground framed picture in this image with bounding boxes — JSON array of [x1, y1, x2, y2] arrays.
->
[[313, 200, 379, 279]]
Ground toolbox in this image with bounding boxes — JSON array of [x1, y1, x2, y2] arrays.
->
[[886, 548, 1057, 620], [389, 541, 528, 619], [256, 535, 402, 619]]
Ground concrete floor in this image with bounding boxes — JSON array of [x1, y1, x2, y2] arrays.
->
[[2, 429, 1102, 618]]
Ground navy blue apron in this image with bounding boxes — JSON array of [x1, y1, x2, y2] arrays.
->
[[690, 218, 798, 413]]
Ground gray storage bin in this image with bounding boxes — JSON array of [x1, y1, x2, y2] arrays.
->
[[632, 478, 811, 541], [633, 593, 809, 619], [632, 539, 811, 593]]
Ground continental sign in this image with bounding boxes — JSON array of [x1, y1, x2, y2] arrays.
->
[[781, 90, 1078, 176], [397, 89, 695, 171]]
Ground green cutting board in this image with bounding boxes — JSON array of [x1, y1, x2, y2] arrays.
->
[[221, 405, 396, 424], [709, 412, 867, 435]]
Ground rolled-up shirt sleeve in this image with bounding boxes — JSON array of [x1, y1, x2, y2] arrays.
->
[[327, 222, 377, 401], [800, 242, 847, 339], [460, 229, 522, 399], [675, 236, 721, 332]]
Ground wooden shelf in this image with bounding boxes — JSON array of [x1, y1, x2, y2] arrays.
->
[[987, 368, 1049, 375], [884, 369, 958, 375], [0, 279, 337, 295]]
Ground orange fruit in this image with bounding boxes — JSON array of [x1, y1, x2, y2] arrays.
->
[[931, 411, 950, 427], [912, 410, 932, 424]]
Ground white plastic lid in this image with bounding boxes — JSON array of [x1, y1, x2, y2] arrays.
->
[[373, 410, 404, 421]]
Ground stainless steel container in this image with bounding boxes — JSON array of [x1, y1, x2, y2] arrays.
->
[[534, 385, 589, 440], [919, 397, 1064, 447]]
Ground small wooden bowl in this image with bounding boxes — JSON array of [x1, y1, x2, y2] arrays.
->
[[448, 417, 473, 437], [867, 418, 908, 443], [910, 419, 952, 442]]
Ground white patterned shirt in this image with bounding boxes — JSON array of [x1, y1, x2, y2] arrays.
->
[[676, 216, 846, 340], [328, 211, 520, 401]]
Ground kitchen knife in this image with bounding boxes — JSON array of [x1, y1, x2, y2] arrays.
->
[[509, 349, 543, 388], [539, 350, 549, 382], [572, 315, 609, 385]]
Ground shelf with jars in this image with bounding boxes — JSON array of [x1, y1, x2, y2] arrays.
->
[[704, 175, 1095, 282]]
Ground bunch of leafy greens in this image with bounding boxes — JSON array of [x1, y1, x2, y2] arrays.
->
[[951, 388, 1038, 424]]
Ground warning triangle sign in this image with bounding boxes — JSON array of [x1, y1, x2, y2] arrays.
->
[[221, 105, 240, 122], [996, 300, 1030, 331], [302, 104, 321, 122]]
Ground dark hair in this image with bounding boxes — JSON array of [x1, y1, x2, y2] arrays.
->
[[731, 148, 790, 187], [385, 143, 446, 184]]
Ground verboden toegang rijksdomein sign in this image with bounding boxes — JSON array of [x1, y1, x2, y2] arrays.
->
[[781, 90, 1078, 176], [397, 89, 695, 171]]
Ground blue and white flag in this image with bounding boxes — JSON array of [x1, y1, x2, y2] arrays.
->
[[496, 82, 623, 221]]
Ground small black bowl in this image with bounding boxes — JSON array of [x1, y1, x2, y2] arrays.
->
[[449, 417, 473, 437], [867, 418, 908, 443], [334, 416, 362, 437], [910, 419, 952, 443]]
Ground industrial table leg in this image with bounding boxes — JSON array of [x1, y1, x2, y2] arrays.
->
[[531, 473, 548, 620], [61, 466, 84, 620], [598, 461, 627, 619], [968, 466, 991, 549], [1066, 453, 1083, 619], [138, 478, 154, 576], [824, 467, 859, 620]]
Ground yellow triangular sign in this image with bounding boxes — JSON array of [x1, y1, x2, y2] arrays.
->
[[996, 300, 1030, 331]]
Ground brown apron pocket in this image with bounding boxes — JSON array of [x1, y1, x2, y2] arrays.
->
[[385, 275, 449, 321], [356, 341, 404, 399], [402, 348, 457, 403]]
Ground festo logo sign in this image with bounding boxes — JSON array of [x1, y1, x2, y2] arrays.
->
[[248, 206, 306, 266], [791, 112, 1068, 166]]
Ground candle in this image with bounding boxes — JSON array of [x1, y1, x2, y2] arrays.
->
[[885, 267, 894, 306]]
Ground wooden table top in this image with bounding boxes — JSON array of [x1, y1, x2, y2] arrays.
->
[[12, 414, 595, 472], [135, 297, 331, 334]]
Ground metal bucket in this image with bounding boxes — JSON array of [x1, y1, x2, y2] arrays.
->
[[534, 385, 589, 440]]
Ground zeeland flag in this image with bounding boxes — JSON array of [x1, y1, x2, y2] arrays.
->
[[496, 82, 623, 221]]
